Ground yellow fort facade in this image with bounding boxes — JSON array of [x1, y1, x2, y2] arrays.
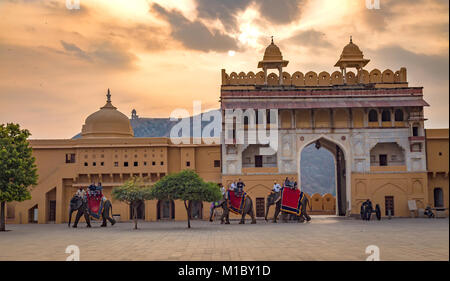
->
[[220, 38, 448, 218], [5, 38, 449, 224]]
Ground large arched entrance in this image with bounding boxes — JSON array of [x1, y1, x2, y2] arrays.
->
[[299, 137, 347, 216]]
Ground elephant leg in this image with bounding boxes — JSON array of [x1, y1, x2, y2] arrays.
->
[[73, 210, 82, 228], [105, 206, 116, 225], [101, 215, 107, 227], [249, 208, 256, 224], [209, 206, 214, 222], [83, 211, 91, 227], [247, 203, 256, 224], [225, 208, 230, 224], [298, 215, 305, 223], [304, 212, 311, 222], [239, 211, 245, 224], [273, 204, 280, 223]]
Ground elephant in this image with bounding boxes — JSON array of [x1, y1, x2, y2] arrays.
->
[[265, 191, 311, 223], [209, 195, 256, 224], [68, 195, 116, 228]]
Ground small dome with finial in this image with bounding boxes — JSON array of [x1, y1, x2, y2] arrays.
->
[[81, 89, 134, 138], [258, 36, 289, 68], [335, 36, 370, 69]]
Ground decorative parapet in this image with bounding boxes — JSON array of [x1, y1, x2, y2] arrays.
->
[[221, 68, 407, 86]]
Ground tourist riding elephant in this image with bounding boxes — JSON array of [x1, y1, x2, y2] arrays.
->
[[68, 195, 116, 228], [209, 195, 257, 224], [265, 191, 311, 223]]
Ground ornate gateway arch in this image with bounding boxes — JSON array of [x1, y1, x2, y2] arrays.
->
[[220, 38, 429, 217]]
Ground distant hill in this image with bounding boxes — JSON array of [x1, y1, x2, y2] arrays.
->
[[73, 110, 220, 139], [73, 110, 335, 195]]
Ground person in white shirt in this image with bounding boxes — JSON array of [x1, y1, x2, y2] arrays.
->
[[272, 181, 281, 193], [220, 184, 226, 196], [229, 181, 237, 191]]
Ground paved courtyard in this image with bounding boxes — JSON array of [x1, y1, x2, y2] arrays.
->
[[0, 216, 448, 261]]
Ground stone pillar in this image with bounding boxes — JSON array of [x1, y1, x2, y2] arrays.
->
[[378, 109, 382, 127], [264, 67, 268, 85], [342, 67, 347, 84], [278, 66, 283, 85]]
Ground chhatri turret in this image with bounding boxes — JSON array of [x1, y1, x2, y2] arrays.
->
[[334, 36, 370, 83], [258, 36, 289, 85]]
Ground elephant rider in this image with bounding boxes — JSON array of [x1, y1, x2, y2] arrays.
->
[[75, 187, 86, 199], [87, 183, 97, 197], [271, 181, 282, 204], [236, 178, 245, 197], [272, 181, 281, 193], [284, 177, 292, 188], [229, 180, 237, 191], [219, 183, 227, 200], [96, 182, 107, 202], [292, 178, 298, 190]]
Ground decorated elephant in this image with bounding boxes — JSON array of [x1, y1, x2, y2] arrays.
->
[[68, 195, 116, 228], [209, 194, 256, 224], [265, 191, 311, 223]]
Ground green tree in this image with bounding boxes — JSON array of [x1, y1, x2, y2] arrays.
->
[[0, 123, 38, 231], [112, 177, 152, 229], [150, 170, 222, 228]]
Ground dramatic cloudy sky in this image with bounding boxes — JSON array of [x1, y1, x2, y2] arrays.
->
[[0, 0, 448, 138]]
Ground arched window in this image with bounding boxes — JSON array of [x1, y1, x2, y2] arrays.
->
[[434, 188, 444, 207], [381, 110, 391, 122], [368, 109, 378, 122], [394, 109, 404, 121]]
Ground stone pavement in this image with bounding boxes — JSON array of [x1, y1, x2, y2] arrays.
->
[[0, 216, 448, 261]]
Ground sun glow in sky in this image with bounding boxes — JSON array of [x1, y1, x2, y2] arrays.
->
[[0, 0, 448, 138]]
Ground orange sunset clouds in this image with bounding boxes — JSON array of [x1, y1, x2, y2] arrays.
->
[[0, 0, 448, 138]]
